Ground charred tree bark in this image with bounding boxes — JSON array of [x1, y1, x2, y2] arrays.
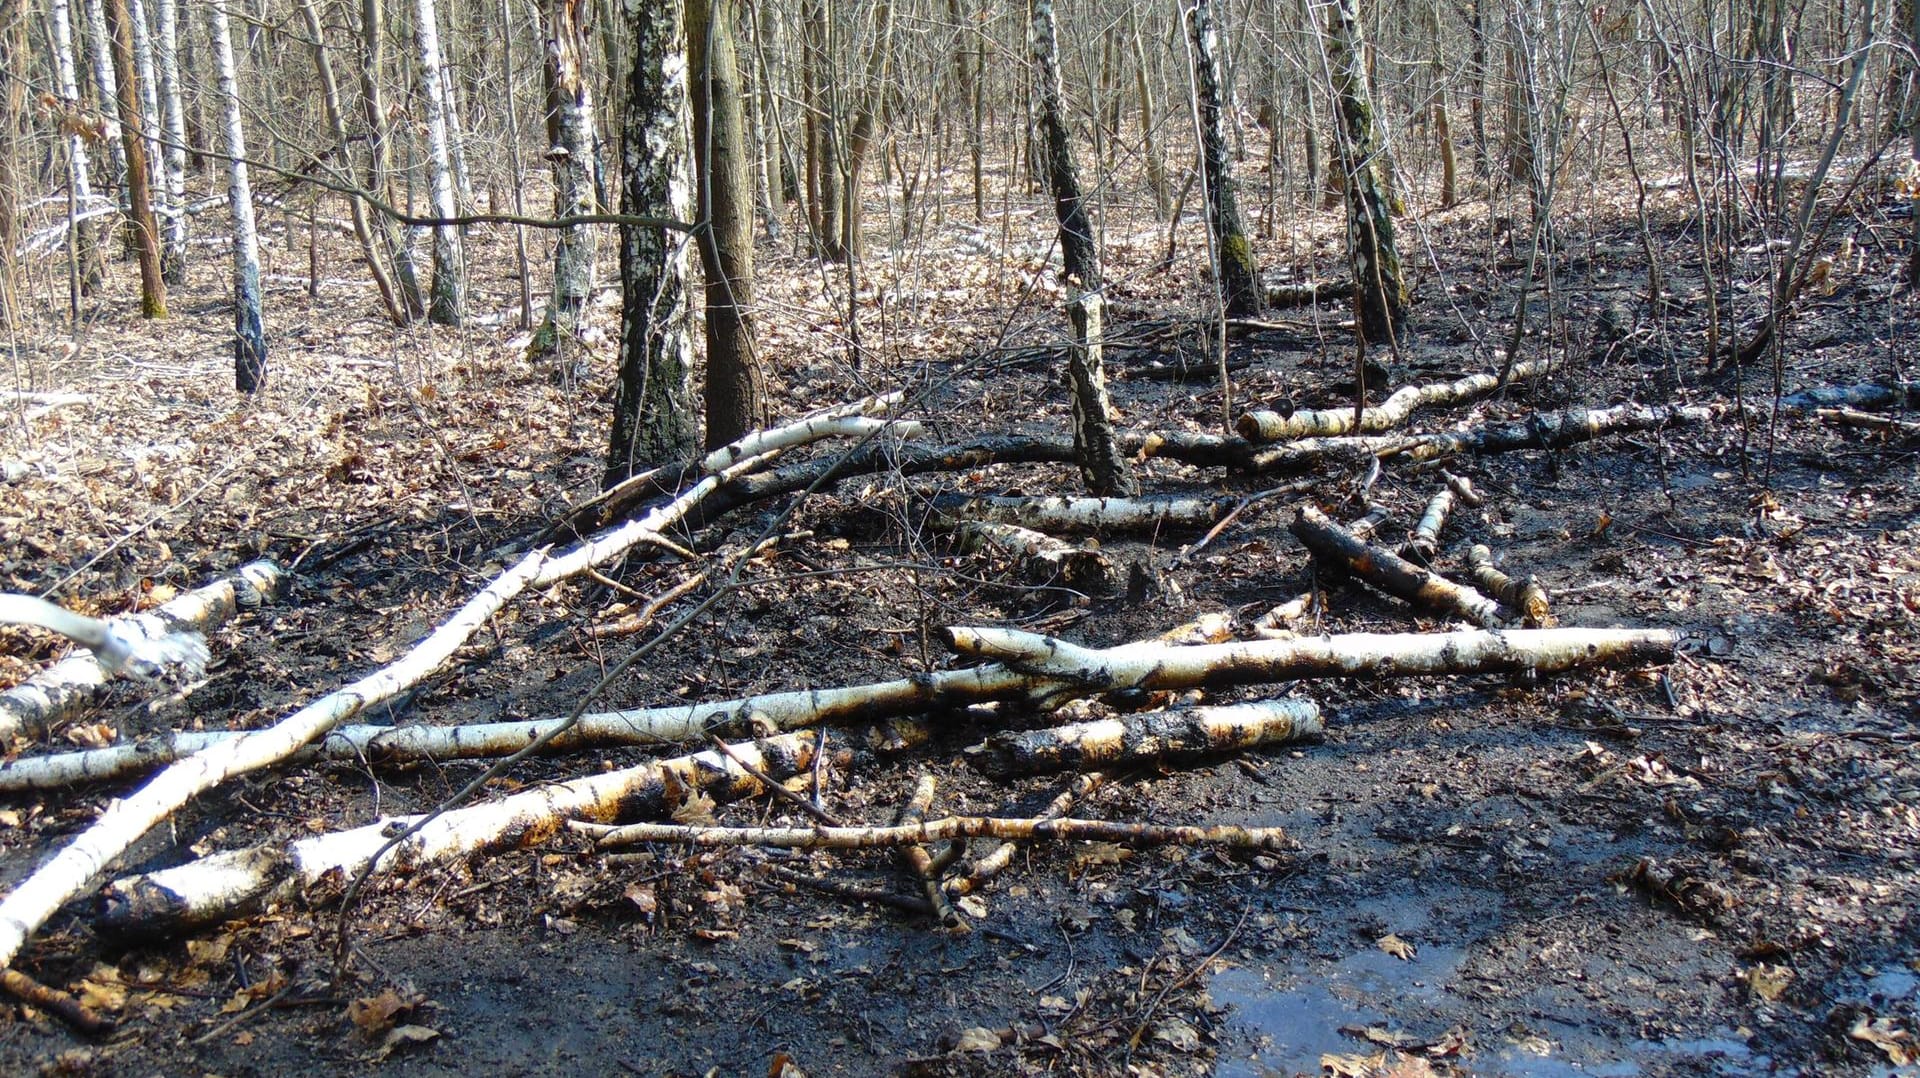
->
[[688, 0, 766, 448], [358, 0, 425, 320], [414, 0, 465, 326], [207, 1, 265, 392], [1031, 0, 1136, 497], [606, 0, 698, 481], [799, 0, 844, 260], [531, 0, 600, 360], [1187, 0, 1260, 317], [1323, 0, 1406, 349]]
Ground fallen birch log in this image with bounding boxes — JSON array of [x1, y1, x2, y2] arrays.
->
[[553, 392, 911, 536], [1236, 360, 1550, 442], [0, 662, 1098, 791], [966, 699, 1322, 777], [1402, 484, 1460, 565], [929, 492, 1239, 534], [98, 734, 819, 937], [0, 408, 901, 969], [946, 519, 1114, 591], [1464, 544, 1555, 628], [1778, 382, 1920, 411], [1245, 403, 1723, 473], [576, 814, 1294, 852], [945, 624, 1674, 691], [0, 561, 285, 744], [1292, 504, 1507, 627], [1265, 278, 1353, 307]]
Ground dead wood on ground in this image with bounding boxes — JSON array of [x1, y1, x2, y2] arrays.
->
[[1290, 504, 1507, 627]]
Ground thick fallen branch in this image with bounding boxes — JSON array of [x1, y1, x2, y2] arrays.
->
[[98, 734, 819, 937], [550, 392, 912, 537], [1464, 544, 1555, 628], [1245, 402, 1723, 473], [1236, 360, 1550, 442], [895, 774, 963, 929], [1403, 485, 1459, 565], [0, 561, 285, 744], [930, 492, 1238, 535], [0, 409, 884, 969], [0, 663, 1106, 791], [966, 699, 1322, 777], [1779, 383, 1920, 411], [576, 814, 1293, 852], [945, 624, 1674, 690], [1265, 278, 1353, 307], [945, 519, 1114, 592], [1291, 504, 1507, 628]]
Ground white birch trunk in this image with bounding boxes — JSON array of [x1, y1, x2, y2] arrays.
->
[[207, 1, 267, 391], [50, 0, 102, 275], [414, 0, 465, 325], [154, 0, 188, 282], [82, 0, 129, 187]]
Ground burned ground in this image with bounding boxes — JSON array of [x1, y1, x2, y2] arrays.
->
[[2, 184, 1918, 1077]]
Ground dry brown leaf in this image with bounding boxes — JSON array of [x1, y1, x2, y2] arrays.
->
[[1322, 1050, 1386, 1076], [1742, 963, 1793, 1002], [372, 1024, 440, 1060], [952, 1027, 1003, 1053], [1850, 1015, 1916, 1066], [1377, 934, 1417, 961], [672, 790, 718, 826], [1152, 1017, 1202, 1052]]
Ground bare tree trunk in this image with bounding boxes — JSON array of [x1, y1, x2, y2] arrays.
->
[[1131, 8, 1168, 220], [840, 0, 892, 262], [531, 0, 600, 359], [1323, 0, 1407, 352], [1910, 0, 1919, 285], [296, 0, 404, 323], [606, 0, 697, 480], [799, 0, 843, 260], [688, 0, 766, 448], [0, 2, 26, 320], [414, 0, 465, 326], [127, 0, 165, 241], [207, 1, 266, 392], [154, 0, 187, 283], [1186, 0, 1259, 317], [359, 0, 425, 320], [1031, 0, 1135, 497], [102, 0, 165, 316], [82, 0, 128, 191], [50, 0, 104, 294]]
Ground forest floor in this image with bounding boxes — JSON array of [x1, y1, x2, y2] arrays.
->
[[2, 175, 1919, 1077]]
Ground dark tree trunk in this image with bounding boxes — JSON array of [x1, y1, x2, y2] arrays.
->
[[1030, 0, 1135, 498], [606, 0, 697, 482], [1187, 0, 1259, 318], [688, 0, 765, 448], [1325, 0, 1407, 350]]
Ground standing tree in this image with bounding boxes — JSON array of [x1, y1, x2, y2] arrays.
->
[[0, 1, 26, 321], [606, 0, 698, 481], [358, 0, 426, 320], [688, 0, 765, 447], [1186, 0, 1259, 317], [414, 0, 465, 326], [152, 0, 190, 284], [1031, 0, 1135, 497], [207, 1, 266, 392], [103, 0, 165, 318], [49, 0, 104, 296], [531, 0, 600, 361], [1322, 0, 1407, 354]]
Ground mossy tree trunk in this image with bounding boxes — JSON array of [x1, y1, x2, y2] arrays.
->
[[1324, 0, 1407, 349]]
